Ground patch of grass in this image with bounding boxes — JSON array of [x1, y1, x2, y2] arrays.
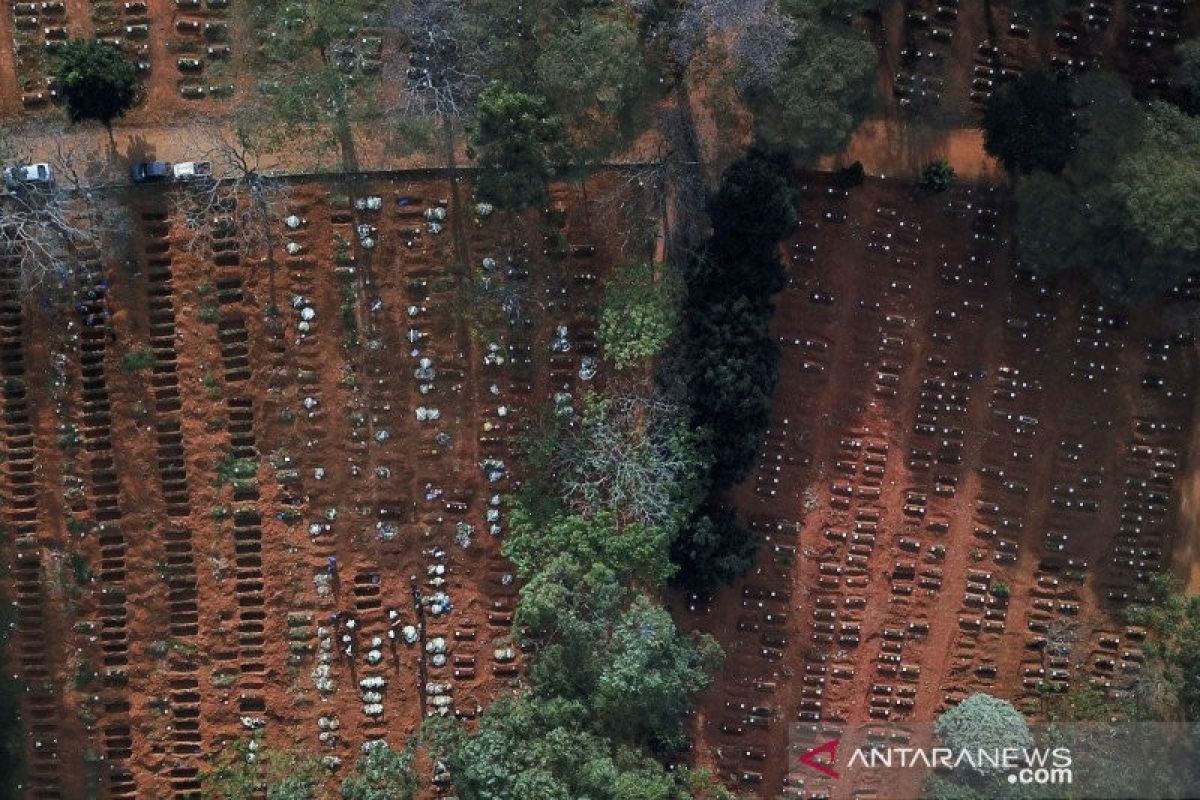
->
[[69, 553, 91, 586], [202, 370, 222, 400], [211, 670, 237, 689], [198, 303, 219, 324], [340, 281, 359, 349], [73, 661, 96, 690], [121, 346, 156, 373], [57, 423, 81, 451], [216, 456, 258, 487]]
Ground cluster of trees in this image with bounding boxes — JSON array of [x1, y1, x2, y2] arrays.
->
[[667, 151, 796, 588], [677, 0, 877, 163], [985, 67, 1200, 299], [393, 0, 653, 207], [430, 452, 727, 796]]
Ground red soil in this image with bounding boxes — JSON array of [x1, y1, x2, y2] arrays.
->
[[0, 170, 646, 799], [681, 174, 1198, 799]]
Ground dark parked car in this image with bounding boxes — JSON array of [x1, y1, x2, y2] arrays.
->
[[130, 161, 171, 183]]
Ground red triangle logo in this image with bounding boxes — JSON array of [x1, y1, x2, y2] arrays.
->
[[798, 738, 841, 779]]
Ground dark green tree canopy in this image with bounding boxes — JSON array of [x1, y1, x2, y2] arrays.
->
[[982, 69, 1076, 175], [747, 11, 877, 163], [534, 9, 649, 159], [669, 506, 759, 590], [471, 82, 569, 208], [1013, 94, 1200, 299], [55, 40, 139, 126], [709, 151, 797, 253], [918, 159, 956, 193]]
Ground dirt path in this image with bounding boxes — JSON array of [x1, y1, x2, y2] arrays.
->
[[1174, 357, 1200, 592], [820, 119, 1004, 181]]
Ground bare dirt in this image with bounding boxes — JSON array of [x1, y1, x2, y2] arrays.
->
[[679, 174, 1199, 799], [0, 169, 646, 800]]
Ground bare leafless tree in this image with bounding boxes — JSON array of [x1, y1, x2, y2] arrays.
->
[[581, 161, 668, 260], [549, 386, 705, 530], [0, 136, 129, 293], [664, 0, 795, 89], [172, 122, 291, 261], [392, 0, 483, 123], [383, 0, 488, 163]]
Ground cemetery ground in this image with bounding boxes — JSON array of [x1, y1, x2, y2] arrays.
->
[[682, 174, 1200, 798], [5, 165, 1200, 800], [1, 170, 640, 799]]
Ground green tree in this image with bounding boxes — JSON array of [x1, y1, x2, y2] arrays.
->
[[592, 598, 722, 746], [935, 693, 1033, 776], [516, 555, 629, 700], [747, 14, 876, 163], [534, 10, 649, 160], [1173, 38, 1200, 115], [339, 742, 418, 800], [1071, 71, 1147, 185], [670, 506, 759, 590], [470, 82, 570, 208], [684, 293, 780, 487], [512, 553, 720, 746], [1113, 101, 1200, 254], [918, 159, 956, 193], [598, 261, 681, 370], [708, 151, 797, 255], [981, 70, 1076, 175], [1014, 171, 1090, 275], [55, 40, 139, 128], [503, 508, 675, 587], [434, 694, 703, 800]]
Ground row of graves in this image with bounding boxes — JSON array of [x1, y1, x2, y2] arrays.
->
[[687, 175, 1197, 799]]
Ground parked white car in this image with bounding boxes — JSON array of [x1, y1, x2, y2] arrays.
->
[[3, 163, 53, 189]]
